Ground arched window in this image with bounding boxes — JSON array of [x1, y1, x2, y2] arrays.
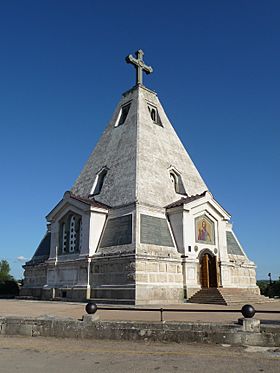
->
[[150, 108, 156, 121], [59, 212, 82, 255], [170, 171, 179, 193], [147, 104, 163, 126]]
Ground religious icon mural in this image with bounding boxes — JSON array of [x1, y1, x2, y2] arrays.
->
[[195, 215, 215, 244]]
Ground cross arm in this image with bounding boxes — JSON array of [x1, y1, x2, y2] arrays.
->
[[125, 50, 153, 85], [125, 54, 135, 64], [144, 64, 153, 74], [125, 54, 153, 73]]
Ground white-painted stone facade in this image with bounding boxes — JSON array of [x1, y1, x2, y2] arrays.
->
[[22, 68, 259, 304]]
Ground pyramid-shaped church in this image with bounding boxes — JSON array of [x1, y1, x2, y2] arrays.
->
[[22, 50, 259, 304]]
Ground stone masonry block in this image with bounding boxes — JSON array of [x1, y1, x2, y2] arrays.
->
[[149, 274, 158, 283], [157, 273, 169, 283], [238, 318, 260, 333], [146, 262, 159, 272], [136, 274, 149, 282], [168, 264, 177, 273], [168, 274, 176, 283], [137, 262, 146, 271]]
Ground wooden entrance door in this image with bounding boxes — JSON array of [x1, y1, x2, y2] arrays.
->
[[201, 254, 209, 288], [200, 253, 218, 288]]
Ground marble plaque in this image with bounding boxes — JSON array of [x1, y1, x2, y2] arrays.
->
[[226, 231, 244, 256], [140, 214, 174, 247], [100, 214, 132, 248]]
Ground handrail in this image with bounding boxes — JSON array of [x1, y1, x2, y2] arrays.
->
[[85, 303, 280, 322]]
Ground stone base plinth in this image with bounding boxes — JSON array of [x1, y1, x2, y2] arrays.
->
[[238, 318, 260, 332]]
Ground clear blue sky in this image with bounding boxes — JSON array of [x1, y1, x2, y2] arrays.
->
[[0, 0, 279, 280]]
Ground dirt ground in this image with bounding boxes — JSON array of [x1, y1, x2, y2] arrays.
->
[[0, 335, 279, 373], [0, 299, 279, 324]]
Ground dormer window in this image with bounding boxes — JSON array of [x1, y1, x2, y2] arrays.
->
[[90, 167, 108, 196], [170, 171, 179, 193], [147, 104, 162, 126], [116, 102, 131, 126], [169, 167, 187, 195]]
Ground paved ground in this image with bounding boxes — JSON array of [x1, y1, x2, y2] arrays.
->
[[0, 300, 279, 372], [0, 336, 279, 372], [0, 299, 279, 324]]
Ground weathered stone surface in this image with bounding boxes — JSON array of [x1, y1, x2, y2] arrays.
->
[[71, 85, 207, 207], [238, 318, 261, 332], [0, 316, 280, 347]]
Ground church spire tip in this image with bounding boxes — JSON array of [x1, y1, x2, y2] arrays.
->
[[126, 49, 153, 86]]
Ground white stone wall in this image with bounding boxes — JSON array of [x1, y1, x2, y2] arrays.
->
[[46, 259, 89, 288], [89, 210, 107, 256], [168, 210, 184, 254], [135, 258, 183, 305], [167, 193, 257, 293]]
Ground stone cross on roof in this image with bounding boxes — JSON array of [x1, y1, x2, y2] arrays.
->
[[126, 49, 153, 86]]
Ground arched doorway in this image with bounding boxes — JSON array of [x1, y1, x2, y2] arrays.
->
[[200, 251, 218, 288]]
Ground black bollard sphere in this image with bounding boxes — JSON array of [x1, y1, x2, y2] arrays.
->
[[241, 304, 255, 318], [85, 302, 98, 315]]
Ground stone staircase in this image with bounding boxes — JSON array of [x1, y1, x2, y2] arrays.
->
[[188, 288, 273, 305]]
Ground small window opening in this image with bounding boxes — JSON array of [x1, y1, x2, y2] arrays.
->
[[117, 103, 131, 126], [170, 172, 179, 193], [91, 168, 108, 196], [62, 223, 67, 253], [169, 168, 187, 195], [69, 215, 76, 252], [62, 291, 67, 298], [148, 104, 162, 126], [79, 219, 83, 251]]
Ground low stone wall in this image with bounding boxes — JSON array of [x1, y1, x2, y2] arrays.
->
[[0, 316, 279, 347]]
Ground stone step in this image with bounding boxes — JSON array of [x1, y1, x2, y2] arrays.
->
[[188, 289, 226, 305], [188, 288, 272, 305]]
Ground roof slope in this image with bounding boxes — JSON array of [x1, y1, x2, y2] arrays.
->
[[71, 85, 208, 208], [71, 88, 138, 207], [26, 232, 51, 265]]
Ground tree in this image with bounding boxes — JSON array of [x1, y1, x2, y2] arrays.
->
[[0, 260, 19, 297], [0, 260, 13, 282], [258, 278, 280, 298]]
